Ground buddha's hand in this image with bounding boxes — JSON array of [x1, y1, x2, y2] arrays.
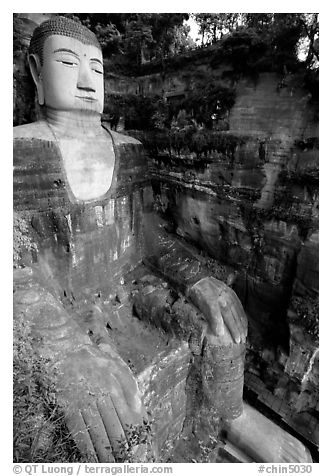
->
[[57, 344, 149, 463], [13, 267, 149, 463], [188, 276, 248, 344]]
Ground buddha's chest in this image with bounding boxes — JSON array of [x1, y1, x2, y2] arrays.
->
[[57, 135, 115, 201], [14, 128, 149, 297]]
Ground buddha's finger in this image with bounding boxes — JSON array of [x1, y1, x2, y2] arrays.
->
[[210, 278, 247, 340], [218, 295, 241, 344], [206, 298, 225, 336], [227, 287, 248, 336], [209, 276, 224, 293], [81, 406, 115, 462], [215, 280, 247, 331], [97, 398, 127, 456], [65, 410, 98, 462], [228, 300, 246, 343], [225, 291, 247, 342]]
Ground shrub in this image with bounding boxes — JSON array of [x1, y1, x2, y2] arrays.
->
[[13, 212, 37, 267], [13, 313, 85, 462]]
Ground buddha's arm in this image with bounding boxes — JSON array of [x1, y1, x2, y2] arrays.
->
[[107, 130, 246, 342], [139, 213, 248, 419], [14, 266, 148, 462], [142, 213, 247, 345]]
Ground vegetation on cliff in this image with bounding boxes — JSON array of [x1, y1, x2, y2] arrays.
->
[[60, 13, 318, 76], [289, 295, 319, 342], [104, 79, 236, 132], [98, 13, 318, 156], [61, 13, 194, 67], [13, 313, 85, 462], [128, 129, 246, 161], [13, 215, 82, 462]]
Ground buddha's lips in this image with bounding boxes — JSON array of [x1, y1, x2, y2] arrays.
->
[[76, 96, 97, 101]]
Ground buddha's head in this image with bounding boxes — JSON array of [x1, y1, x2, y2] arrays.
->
[[28, 16, 104, 115]]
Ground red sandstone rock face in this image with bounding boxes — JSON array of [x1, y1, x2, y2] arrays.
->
[[228, 73, 317, 140], [140, 71, 318, 450], [293, 232, 319, 298], [282, 230, 318, 438], [144, 72, 318, 341]]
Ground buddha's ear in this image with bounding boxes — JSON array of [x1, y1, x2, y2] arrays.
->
[[28, 53, 45, 106]]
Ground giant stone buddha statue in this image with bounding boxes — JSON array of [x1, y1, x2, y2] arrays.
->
[[13, 16, 256, 463]]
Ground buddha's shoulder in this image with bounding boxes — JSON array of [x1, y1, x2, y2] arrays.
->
[[14, 121, 143, 148], [13, 121, 54, 141], [103, 126, 142, 147]]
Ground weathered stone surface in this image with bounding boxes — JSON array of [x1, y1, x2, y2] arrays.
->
[[292, 231, 319, 298], [136, 68, 318, 452], [228, 73, 317, 140], [244, 370, 318, 453], [131, 266, 247, 423], [202, 340, 245, 420], [270, 229, 319, 448], [137, 344, 191, 454]]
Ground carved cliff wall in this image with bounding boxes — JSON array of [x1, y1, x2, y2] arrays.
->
[[124, 69, 318, 452], [13, 15, 318, 457]]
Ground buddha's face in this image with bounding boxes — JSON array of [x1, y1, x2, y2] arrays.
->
[[37, 35, 104, 114]]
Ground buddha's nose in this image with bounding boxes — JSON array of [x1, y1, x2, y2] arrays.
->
[[77, 61, 96, 92]]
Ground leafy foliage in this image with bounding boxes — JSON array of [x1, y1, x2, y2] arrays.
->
[[104, 79, 236, 134], [193, 13, 245, 45], [104, 93, 164, 131], [210, 24, 306, 77], [211, 27, 268, 76], [116, 422, 154, 462], [63, 13, 192, 66], [13, 212, 37, 267], [290, 295, 319, 341], [169, 83, 236, 129], [128, 129, 247, 160], [13, 15, 38, 126], [13, 314, 85, 462], [192, 13, 318, 70]]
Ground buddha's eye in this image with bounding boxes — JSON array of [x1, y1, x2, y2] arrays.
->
[[91, 62, 103, 75], [61, 60, 78, 66], [55, 56, 79, 67]]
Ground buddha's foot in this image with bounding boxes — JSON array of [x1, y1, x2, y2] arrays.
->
[[222, 403, 312, 463]]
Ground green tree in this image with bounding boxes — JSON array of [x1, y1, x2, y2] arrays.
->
[[123, 17, 154, 65], [194, 14, 218, 45], [138, 13, 191, 60], [193, 13, 243, 45], [170, 23, 196, 55], [242, 13, 274, 30], [241, 13, 319, 69], [298, 13, 319, 67], [94, 22, 122, 55]]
